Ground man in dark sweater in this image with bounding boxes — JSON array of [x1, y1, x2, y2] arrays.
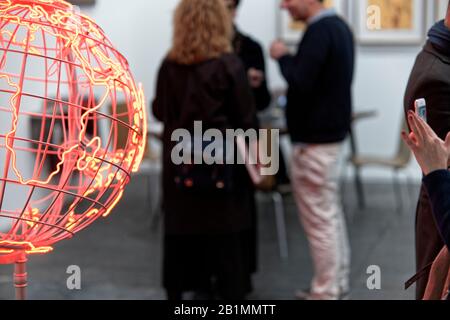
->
[[270, 0, 354, 300], [403, 0, 450, 299]]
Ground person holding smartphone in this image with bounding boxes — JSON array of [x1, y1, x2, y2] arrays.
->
[[403, 0, 450, 299], [402, 111, 450, 251]]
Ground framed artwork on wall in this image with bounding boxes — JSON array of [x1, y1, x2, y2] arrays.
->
[[355, 0, 426, 45], [435, 0, 448, 21], [278, 0, 348, 44]]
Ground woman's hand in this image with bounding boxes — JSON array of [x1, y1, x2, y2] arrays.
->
[[402, 111, 450, 175], [248, 68, 264, 88]]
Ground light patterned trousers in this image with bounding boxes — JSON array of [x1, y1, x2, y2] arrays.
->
[[291, 143, 351, 300]]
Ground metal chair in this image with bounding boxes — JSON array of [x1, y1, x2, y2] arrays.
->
[[270, 185, 291, 260], [257, 89, 291, 260], [346, 120, 412, 213], [258, 130, 290, 261], [111, 103, 162, 225], [257, 183, 290, 260]]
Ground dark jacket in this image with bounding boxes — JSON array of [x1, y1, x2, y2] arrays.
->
[[423, 170, 450, 250], [404, 40, 450, 299], [152, 54, 257, 235], [278, 15, 354, 144], [233, 29, 271, 111], [423, 170, 450, 301]]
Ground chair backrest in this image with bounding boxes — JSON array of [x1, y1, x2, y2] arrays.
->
[[110, 102, 156, 162], [112, 101, 130, 150], [396, 119, 412, 166]]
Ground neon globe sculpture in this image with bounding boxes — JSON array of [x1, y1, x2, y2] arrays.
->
[[0, 0, 147, 299]]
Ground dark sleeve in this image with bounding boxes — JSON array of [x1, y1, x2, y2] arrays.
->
[[251, 43, 272, 111], [225, 56, 258, 130], [277, 25, 329, 93], [423, 169, 450, 249], [152, 61, 167, 122], [424, 79, 450, 141]]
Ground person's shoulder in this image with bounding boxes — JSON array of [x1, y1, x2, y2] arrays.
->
[[237, 31, 263, 50], [156, 57, 173, 76], [219, 53, 246, 75], [424, 41, 450, 64], [321, 15, 346, 25], [311, 16, 353, 40], [160, 57, 180, 70], [313, 16, 350, 31], [220, 53, 244, 67]]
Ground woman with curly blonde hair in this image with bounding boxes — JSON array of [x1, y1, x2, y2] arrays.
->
[[153, 0, 257, 300], [168, 0, 232, 64]]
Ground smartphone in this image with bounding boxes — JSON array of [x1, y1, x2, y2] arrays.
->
[[415, 98, 427, 122]]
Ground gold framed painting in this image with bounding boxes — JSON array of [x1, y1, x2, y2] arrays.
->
[[355, 0, 426, 44], [278, 0, 348, 44]]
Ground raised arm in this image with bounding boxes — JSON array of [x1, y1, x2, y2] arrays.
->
[[277, 27, 329, 93], [402, 111, 450, 248]]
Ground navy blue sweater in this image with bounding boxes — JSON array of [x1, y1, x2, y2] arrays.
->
[[423, 170, 450, 249], [278, 15, 354, 143]]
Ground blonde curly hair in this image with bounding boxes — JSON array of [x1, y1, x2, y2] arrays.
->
[[168, 0, 233, 65]]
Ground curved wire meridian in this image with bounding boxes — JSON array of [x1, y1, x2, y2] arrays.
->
[[0, 0, 147, 263]]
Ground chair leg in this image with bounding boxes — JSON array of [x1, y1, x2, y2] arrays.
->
[[272, 192, 289, 260], [405, 173, 417, 213], [341, 163, 355, 221], [340, 163, 348, 211], [146, 173, 152, 211], [349, 127, 365, 210], [354, 165, 366, 210], [392, 170, 403, 215], [149, 174, 162, 231], [150, 195, 162, 231]]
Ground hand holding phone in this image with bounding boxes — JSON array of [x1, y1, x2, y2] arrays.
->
[[415, 98, 427, 122]]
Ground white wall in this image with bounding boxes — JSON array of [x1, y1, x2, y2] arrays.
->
[[1, 0, 440, 224], [80, 0, 442, 181], [234, 0, 436, 181]]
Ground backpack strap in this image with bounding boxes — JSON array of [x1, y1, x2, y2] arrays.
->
[[405, 262, 434, 290]]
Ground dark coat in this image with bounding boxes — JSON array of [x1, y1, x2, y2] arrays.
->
[[404, 40, 450, 299], [233, 29, 271, 111], [423, 170, 450, 250], [422, 170, 450, 301], [152, 53, 257, 236]]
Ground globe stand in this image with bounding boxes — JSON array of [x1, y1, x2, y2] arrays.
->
[[14, 253, 27, 300], [0, 0, 147, 301], [0, 251, 28, 300]]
